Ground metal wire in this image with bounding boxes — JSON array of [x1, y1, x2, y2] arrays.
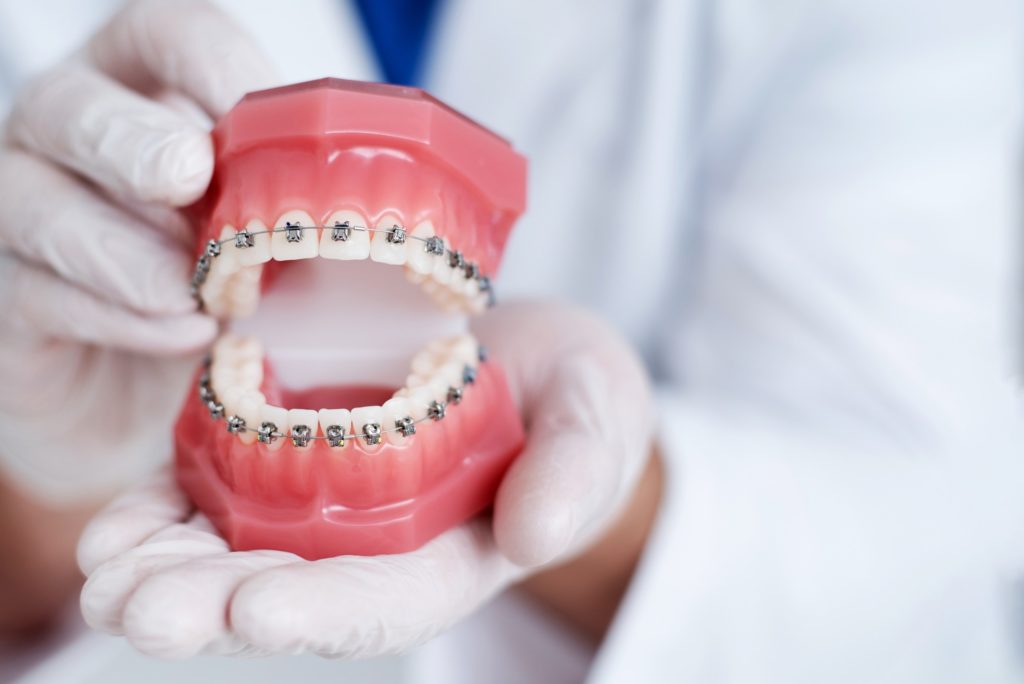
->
[[191, 222, 495, 308], [198, 351, 482, 446]]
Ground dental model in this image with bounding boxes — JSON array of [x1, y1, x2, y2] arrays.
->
[[174, 79, 527, 559]]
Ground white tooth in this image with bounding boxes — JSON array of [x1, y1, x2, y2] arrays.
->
[[447, 272, 469, 296], [450, 336, 479, 367], [405, 373, 428, 390], [468, 293, 488, 314], [405, 221, 438, 275], [259, 405, 288, 451], [411, 348, 441, 376], [235, 219, 272, 266], [215, 225, 239, 271], [223, 265, 262, 318], [213, 333, 242, 360], [408, 386, 436, 421], [431, 239, 454, 284], [428, 376, 450, 404], [351, 406, 385, 448], [404, 267, 427, 284], [221, 386, 245, 415], [382, 397, 414, 445], [320, 210, 371, 260], [235, 336, 263, 361], [287, 409, 319, 448], [211, 365, 239, 394], [428, 337, 453, 356], [318, 408, 352, 448], [370, 214, 408, 265], [237, 359, 263, 388], [437, 362, 464, 389], [272, 210, 319, 261], [237, 391, 266, 445]]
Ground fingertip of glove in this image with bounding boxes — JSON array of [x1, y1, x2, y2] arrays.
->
[[495, 495, 575, 568], [148, 129, 213, 206], [122, 577, 207, 659]]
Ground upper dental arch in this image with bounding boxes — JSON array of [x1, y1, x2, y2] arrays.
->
[[190, 221, 496, 310]]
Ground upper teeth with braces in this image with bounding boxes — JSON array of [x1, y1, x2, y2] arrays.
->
[[190, 220, 495, 311]]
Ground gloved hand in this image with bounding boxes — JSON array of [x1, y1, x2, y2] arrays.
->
[[0, 0, 277, 501], [77, 301, 655, 659]]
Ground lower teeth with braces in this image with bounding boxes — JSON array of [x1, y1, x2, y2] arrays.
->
[[198, 340, 488, 448]]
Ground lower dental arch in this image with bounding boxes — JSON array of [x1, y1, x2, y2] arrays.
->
[[197, 342, 488, 448]]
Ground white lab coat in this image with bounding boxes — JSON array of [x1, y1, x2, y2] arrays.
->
[[1, 1, 1022, 682]]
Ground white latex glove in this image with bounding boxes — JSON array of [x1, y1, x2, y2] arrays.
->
[[0, 0, 278, 501], [77, 301, 654, 659]]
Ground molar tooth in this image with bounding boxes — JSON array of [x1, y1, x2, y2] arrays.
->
[[271, 210, 319, 261], [320, 210, 370, 260], [382, 397, 415, 445], [352, 406, 384, 448], [235, 219, 272, 266], [370, 214, 408, 265], [287, 409, 318, 448], [237, 391, 266, 445], [258, 405, 288, 451], [318, 409, 352, 448], [405, 221, 438, 274]]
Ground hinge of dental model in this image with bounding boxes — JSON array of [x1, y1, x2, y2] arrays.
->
[[197, 345, 488, 447], [190, 223, 496, 309]]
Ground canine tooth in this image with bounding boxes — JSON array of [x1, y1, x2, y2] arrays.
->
[[271, 210, 319, 261], [405, 221, 437, 274], [258, 405, 288, 450], [287, 409, 318, 448], [382, 397, 415, 445], [370, 214, 408, 265], [318, 409, 352, 448], [235, 219, 272, 266], [235, 336, 263, 361], [237, 391, 266, 445], [431, 238, 454, 284], [352, 406, 384, 448], [321, 210, 370, 260]]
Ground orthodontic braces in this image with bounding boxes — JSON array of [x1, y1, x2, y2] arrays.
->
[[191, 222, 496, 309], [197, 345, 489, 447]]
